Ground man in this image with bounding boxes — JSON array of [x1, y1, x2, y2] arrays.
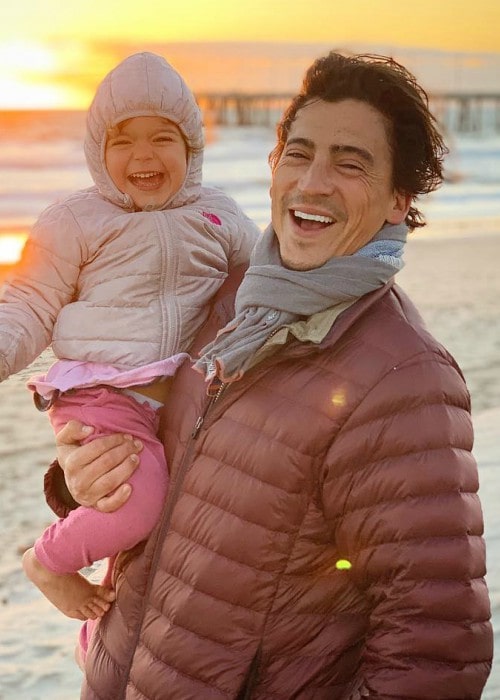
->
[[48, 52, 493, 698]]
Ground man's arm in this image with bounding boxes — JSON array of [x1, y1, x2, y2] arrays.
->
[[44, 421, 142, 515], [322, 351, 493, 698]]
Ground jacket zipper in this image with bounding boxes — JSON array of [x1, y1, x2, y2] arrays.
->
[[192, 377, 226, 438], [117, 377, 226, 696]]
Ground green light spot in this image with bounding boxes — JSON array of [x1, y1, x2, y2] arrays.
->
[[335, 559, 352, 570]]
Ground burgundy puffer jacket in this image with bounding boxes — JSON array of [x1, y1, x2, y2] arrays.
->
[[48, 273, 493, 699]]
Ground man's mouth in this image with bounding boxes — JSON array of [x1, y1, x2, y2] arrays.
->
[[128, 171, 164, 190], [291, 209, 335, 230]]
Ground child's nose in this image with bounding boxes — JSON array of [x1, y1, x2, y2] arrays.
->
[[133, 141, 154, 159]]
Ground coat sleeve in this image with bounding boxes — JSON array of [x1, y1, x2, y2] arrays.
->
[[229, 204, 260, 268], [321, 350, 493, 699], [44, 460, 80, 518], [0, 204, 86, 379]]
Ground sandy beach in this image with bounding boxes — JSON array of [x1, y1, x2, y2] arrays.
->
[[0, 352, 84, 699], [0, 231, 499, 698]]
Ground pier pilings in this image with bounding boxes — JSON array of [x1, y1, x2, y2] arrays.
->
[[196, 92, 500, 135]]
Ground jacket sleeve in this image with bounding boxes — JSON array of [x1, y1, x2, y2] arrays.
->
[[44, 460, 80, 518], [0, 204, 86, 379], [229, 205, 260, 268], [321, 350, 493, 699]]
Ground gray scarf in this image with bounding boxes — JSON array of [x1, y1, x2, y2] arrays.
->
[[195, 222, 408, 382]]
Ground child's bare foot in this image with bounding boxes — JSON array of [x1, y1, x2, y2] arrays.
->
[[22, 547, 115, 620]]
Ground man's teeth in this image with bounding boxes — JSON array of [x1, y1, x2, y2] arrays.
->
[[293, 210, 334, 224]]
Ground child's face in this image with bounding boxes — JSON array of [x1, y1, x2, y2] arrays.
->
[[105, 116, 188, 210]]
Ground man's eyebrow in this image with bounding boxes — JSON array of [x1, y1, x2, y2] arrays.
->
[[285, 137, 315, 149]]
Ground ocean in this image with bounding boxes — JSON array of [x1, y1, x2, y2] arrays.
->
[[0, 110, 499, 698]]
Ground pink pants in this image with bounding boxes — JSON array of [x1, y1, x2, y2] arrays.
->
[[35, 386, 168, 573], [34, 386, 169, 660]]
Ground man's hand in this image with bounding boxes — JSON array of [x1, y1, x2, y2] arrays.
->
[[55, 420, 142, 513]]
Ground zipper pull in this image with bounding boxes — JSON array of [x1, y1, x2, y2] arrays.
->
[[191, 415, 204, 439], [207, 377, 223, 397]]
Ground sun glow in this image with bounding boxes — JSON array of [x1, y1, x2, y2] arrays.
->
[[0, 40, 68, 109], [0, 234, 27, 264]]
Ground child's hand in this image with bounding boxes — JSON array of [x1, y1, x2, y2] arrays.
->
[[55, 420, 142, 512]]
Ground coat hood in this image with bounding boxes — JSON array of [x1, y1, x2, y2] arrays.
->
[[84, 52, 203, 210]]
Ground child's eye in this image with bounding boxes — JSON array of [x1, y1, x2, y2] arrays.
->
[[154, 133, 177, 144], [108, 138, 131, 147]]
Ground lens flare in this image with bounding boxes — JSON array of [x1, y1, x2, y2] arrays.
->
[[335, 559, 352, 570]]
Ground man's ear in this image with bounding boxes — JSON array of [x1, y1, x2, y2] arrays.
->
[[386, 191, 411, 225]]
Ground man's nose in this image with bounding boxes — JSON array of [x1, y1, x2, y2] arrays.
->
[[297, 159, 335, 195]]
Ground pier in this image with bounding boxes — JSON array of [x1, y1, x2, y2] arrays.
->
[[196, 92, 500, 134], [196, 93, 293, 128]]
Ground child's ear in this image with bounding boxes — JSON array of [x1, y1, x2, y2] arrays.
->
[[386, 191, 411, 225]]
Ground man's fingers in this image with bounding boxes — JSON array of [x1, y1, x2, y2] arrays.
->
[[63, 435, 138, 472], [54, 420, 142, 508], [82, 452, 139, 505], [96, 483, 133, 513], [55, 419, 94, 447]]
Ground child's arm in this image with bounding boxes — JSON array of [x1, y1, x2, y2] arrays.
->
[[0, 203, 85, 379], [228, 205, 260, 268]]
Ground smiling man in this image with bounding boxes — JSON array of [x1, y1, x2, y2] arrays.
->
[[270, 98, 410, 269], [49, 52, 492, 699]]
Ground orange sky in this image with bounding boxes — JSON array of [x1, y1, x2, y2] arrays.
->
[[0, 0, 499, 109]]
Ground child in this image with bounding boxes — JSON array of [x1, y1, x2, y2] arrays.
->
[[0, 52, 258, 652]]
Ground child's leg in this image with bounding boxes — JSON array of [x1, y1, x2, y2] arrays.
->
[[25, 387, 168, 619]]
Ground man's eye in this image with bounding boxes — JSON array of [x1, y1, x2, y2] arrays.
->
[[284, 150, 307, 159], [339, 162, 363, 171]]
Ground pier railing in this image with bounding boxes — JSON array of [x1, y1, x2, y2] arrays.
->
[[196, 92, 500, 134]]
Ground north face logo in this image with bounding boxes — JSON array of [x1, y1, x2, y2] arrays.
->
[[202, 211, 222, 225]]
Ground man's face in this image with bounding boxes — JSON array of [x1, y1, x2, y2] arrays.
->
[[270, 98, 410, 270]]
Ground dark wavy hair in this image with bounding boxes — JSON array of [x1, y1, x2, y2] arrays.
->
[[269, 52, 448, 230]]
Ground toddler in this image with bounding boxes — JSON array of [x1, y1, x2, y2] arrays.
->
[[0, 52, 258, 654]]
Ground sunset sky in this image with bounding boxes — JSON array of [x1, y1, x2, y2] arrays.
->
[[1, 0, 500, 109]]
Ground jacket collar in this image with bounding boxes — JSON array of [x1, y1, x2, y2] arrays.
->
[[280, 278, 396, 360], [319, 279, 395, 349], [196, 276, 395, 427]]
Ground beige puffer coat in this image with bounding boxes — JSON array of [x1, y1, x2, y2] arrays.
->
[[58, 272, 490, 699], [0, 53, 259, 379]]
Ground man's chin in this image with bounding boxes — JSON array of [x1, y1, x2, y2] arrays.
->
[[280, 253, 322, 272]]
